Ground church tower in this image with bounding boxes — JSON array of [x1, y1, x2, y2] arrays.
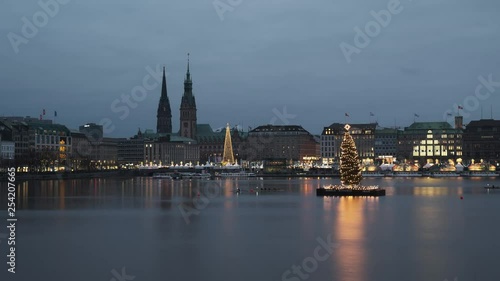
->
[[179, 53, 197, 139], [157, 66, 172, 133]]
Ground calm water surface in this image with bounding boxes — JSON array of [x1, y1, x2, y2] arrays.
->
[[1, 176, 500, 281]]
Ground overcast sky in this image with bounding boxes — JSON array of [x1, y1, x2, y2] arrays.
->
[[1, 0, 499, 137]]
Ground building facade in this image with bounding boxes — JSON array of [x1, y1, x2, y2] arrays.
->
[[117, 130, 145, 166], [463, 119, 500, 164], [321, 123, 376, 164], [143, 131, 199, 166], [374, 127, 400, 163], [0, 140, 15, 161], [243, 125, 318, 162], [0, 121, 15, 162], [397, 120, 463, 164]]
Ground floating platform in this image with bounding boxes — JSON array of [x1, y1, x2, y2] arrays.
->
[[316, 187, 386, 197]]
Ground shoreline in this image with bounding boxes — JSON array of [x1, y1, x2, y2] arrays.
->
[[2, 170, 498, 182]]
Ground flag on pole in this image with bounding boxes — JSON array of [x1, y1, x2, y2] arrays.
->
[[447, 112, 452, 116], [345, 113, 349, 117], [458, 105, 463, 110], [54, 111, 57, 117], [370, 112, 374, 116], [39, 114, 42, 120], [414, 113, 420, 118], [43, 109, 46, 115]]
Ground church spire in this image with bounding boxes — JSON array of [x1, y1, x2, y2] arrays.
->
[[157, 64, 172, 134], [185, 53, 191, 81], [179, 54, 197, 139], [161, 66, 167, 98]]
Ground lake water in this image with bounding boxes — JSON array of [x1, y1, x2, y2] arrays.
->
[[1, 176, 500, 281]]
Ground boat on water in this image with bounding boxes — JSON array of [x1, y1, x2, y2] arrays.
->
[[179, 173, 211, 179], [387, 172, 422, 177], [191, 173, 211, 179], [462, 172, 499, 177], [430, 172, 460, 177], [484, 184, 500, 189], [219, 172, 257, 178], [361, 172, 385, 178], [152, 173, 173, 179]]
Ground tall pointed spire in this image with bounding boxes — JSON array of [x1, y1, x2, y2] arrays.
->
[[161, 66, 167, 98], [157, 64, 172, 134], [185, 53, 192, 83], [180, 53, 197, 139]]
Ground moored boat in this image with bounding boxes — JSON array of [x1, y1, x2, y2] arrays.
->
[[462, 172, 499, 177], [152, 173, 173, 179], [430, 172, 460, 177], [218, 172, 256, 178], [390, 172, 422, 177], [361, 172, 385, 177]]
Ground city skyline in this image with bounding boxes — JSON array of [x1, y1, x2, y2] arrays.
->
[[1, 0, 500, 137]]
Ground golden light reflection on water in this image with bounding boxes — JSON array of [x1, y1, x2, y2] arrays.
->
[[412, 186, 464, 197], [322, 196, 380, 281]]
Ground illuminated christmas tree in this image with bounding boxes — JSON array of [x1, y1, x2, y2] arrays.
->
[[340, 124, 362, 187], [222, 123, 235, 165]]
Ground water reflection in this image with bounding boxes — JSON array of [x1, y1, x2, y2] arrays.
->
[[0, 177, 493, 281], [330, 197, 377, 281]]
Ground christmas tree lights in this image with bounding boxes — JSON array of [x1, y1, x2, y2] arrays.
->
[[222, 123, 235, 165], [340, 124, 362, 187]]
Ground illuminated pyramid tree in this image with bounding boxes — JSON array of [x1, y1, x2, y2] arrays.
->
[[222, 123, 235, 165], [340, 124, 362, 187]]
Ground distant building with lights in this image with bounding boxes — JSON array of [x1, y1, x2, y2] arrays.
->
[[321, 123, 376, 164], [243, 125, 319, 162], [0, 120, 15, 162], [463, 119, 500, 164], [143, 130, 199, 166], [117, 129, 145, 166], [374, 127, 401, 163], [397, 117, 463, 164]]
